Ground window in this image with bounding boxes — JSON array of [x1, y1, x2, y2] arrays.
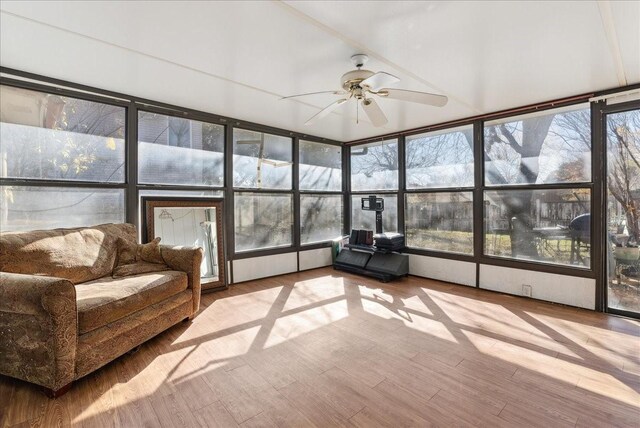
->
[[605, 107, 640, 314], [351, 140, 398, 236], [0, 85, 126, 183], [403, 126, 475, 255], [484, 105, 591, 185], [299, 140, 342, 191], [0, 85, 126, 232], [234, 193, 293, 252], [0, 186, 125, 232], [351, 194, 398, 233], [406, 126, 474, 189], [405, 192, 473, 254], [233, 129, 292, 189], [300, 195, 343, 245], [351, 139, 398, 191], [482, 104, 593, 268], [484, 189, 591, 267], [138, 111, 224, 186]]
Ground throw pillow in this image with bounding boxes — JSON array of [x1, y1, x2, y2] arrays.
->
[[115, 236, 138, 266], [137, 237, 164, 264], [136, 238, 164, 263], [113, 236, 166, 278]]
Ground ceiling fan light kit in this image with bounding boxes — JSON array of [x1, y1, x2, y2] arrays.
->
[[282, 54, 448, 127]]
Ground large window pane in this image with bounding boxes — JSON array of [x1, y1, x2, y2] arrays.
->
[[351, 194, 397, 233], [300, 194, 343, 245], [0, 186, 124, 232], [0, 85, 125, 182], [606, 108, 640, 314], [233, 129, 292, 189], [299, 140, 342, 191], [484, 105, 591, 185], [351, 139, 399, 191], [405, 192, 473, 254], [406, 126, 474, 189], [138, 111, 224, 186], [484, 189, 591, 267], [234, 193, 292, 252]]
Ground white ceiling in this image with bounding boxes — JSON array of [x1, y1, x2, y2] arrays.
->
[[1, 1, 638, 142]]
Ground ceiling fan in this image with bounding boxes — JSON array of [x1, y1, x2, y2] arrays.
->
[[281, 54, 448, 127]]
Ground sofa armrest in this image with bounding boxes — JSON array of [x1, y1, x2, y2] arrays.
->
[[0, 272, 77, 390], [160, 245, 203, 315]]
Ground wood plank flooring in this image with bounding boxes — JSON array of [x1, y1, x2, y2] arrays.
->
[[1, 267, 639, 427]]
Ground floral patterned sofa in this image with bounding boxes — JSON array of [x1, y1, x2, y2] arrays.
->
[[0, 223, 202, 397]]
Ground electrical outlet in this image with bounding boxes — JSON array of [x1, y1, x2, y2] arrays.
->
[[522, 284, 532, 297]]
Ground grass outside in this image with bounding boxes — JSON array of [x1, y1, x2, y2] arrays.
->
[[406, 230, 473, 254], [408, 229, 583, 266]]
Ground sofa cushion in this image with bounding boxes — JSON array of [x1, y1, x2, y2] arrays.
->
[[0, 223, 136, 285], [112, 261, 170, 278], [75, 270, 187, 334]]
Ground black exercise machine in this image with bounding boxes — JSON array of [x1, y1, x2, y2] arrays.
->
[[334, 196, 409, 282]]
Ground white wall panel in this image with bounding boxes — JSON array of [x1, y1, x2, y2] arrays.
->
[[479, 264, 595, 309], [299, 248, 332, 271], [409, 254, 476, 287], [232, 252, 297, 283]]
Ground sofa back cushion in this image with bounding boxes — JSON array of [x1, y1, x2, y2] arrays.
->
[[0, 223, 136, 284]]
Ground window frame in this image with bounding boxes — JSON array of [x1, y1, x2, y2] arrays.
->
[[298, 140, 344, 247], [232, 127, 294, 191], [404, 190, 475, 256], [296, 193, 342, 246], [600, 99, 640, 318], [137, 107, 226, 188], [233, 191, 295, 253], [350, 138, 400, 192], [348, 102, 598, 277], [402, 124, 477, 257], [231, 132, 344, 259], [405, 124, 475, 191], [0, 71, 343, 273], [0, 80, 130, 232], [10, 65, 640, 315], [483, 103, 593, 188]]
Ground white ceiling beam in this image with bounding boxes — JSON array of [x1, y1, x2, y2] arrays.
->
[[597, 0, 628, 86]]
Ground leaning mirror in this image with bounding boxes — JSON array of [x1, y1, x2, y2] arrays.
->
[[142, 197, 226, 292]]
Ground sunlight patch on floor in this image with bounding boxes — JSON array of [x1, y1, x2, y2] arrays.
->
[[282, 276, 346, 312], [272, 300, 350, 340], [403, 316, 459, 343], [484, 338, 640, 407]]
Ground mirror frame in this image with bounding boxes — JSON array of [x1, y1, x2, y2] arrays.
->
[[142, 197, 226, 292]]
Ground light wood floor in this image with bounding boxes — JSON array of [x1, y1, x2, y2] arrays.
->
[[1, 267, 639, 427]]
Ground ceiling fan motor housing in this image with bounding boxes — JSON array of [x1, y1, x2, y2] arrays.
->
[[341, 69, 375, 91]]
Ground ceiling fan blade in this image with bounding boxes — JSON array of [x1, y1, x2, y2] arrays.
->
[[362, 98, 388, 127], [379, 88, 448, 107], [304, 98, 349, 125], [280, 90, 345, 100], [360, 72, 400, 91]]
